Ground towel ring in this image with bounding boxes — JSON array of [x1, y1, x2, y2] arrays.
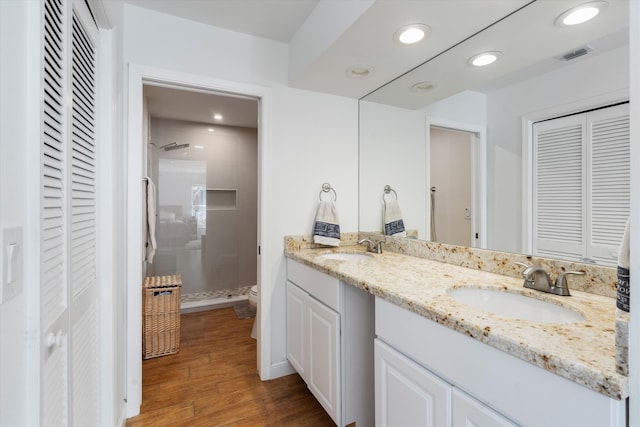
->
[[319, 183, 337, 202], [383, 185, 398, 201]]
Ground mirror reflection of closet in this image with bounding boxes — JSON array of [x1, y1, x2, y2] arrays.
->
[[358, 0, 629, 264]]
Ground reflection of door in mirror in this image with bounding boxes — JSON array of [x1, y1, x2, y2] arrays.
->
[[429, 127, 473, 246], [531, 103, 630, 266]]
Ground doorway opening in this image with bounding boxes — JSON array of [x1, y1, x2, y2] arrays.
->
[[426, 118, 486, 248], [127, 66, 273, 418], [143, 85, 259, 311]]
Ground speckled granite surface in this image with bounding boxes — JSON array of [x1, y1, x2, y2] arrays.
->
[[358, 232, 618, 298], [284, 238, 628, 401], [615, 310, 630, 376]]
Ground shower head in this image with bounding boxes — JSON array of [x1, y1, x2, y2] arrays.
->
[[160, 142, 190, 152]]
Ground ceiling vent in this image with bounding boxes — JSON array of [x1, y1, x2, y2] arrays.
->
[[560, 45, 593, 61]]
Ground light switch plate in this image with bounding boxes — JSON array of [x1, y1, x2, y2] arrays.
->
[[2, 227, 23, 304]]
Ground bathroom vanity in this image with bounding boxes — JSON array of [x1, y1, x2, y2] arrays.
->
[[284, 235, 628, 427], [286, 258, 375, 426], [375, 297, 623, 426]]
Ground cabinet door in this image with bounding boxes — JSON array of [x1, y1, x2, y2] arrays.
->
[[452, 388, 518, 427], [286, 281, 307, 379], [375, 339, 451, 427], [307, 295, 341, 425]]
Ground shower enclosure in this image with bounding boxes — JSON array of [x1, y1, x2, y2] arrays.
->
[[147, 118, 258, 309]]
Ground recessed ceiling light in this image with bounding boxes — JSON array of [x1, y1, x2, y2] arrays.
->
[[207, 128, 214, 132], [393, 24, 431, 45], [555, 1, 607, 26], [411, 81, 437, 92], [468, 51, 502, 67], [346, 65, 375, 78], [213, 114, 223, 120]]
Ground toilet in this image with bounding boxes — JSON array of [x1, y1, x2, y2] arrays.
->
[[248, 285, 258, 339]]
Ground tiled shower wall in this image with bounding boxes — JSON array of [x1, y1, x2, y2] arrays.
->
[[147, 117, 258, 298]]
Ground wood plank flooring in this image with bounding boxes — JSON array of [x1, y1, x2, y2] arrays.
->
[[126, 307, 336, 427]]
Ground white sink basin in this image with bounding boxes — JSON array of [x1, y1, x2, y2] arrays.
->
[[447, 287, 584, 323], [318, 252, 372, 261]]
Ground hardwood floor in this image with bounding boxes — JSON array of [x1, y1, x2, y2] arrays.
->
[[126, 307, 336, 427]]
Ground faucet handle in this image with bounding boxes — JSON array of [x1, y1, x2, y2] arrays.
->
[[555, 271, 584, 287], [553, 271, 585, 296], [514, 261, 532, 277]]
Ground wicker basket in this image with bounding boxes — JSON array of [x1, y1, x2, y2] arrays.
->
[[143, 275, 182, 359]]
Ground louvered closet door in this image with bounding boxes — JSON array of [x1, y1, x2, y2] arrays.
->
[[588, 104, 630, 265], [533, 115, 586, 261], [40, 0, 99, 425], [532, 104, 630, 265]]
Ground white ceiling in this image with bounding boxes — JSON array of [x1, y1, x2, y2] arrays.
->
[[124, 0, 319, 43], [130, 0, 629, 126]]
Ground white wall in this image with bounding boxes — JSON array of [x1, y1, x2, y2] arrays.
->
[[486, 45, 629, 253], [122, 4, 359, 389], [359, 91, 486, 239], [0, 1, 31, 425], [421, 90, 487, 126], [96, 1, 128, 425], [359, 101, 427, 237], [628, 2, 640, 423]]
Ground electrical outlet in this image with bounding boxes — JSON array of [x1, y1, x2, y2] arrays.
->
[[2, 227, 23, 304]]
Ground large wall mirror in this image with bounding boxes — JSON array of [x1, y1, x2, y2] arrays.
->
[[359, 0, 630, 266]]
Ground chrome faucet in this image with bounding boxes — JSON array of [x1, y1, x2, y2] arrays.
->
[[515, 262, 584, 296], [357, 238, 383, 254]]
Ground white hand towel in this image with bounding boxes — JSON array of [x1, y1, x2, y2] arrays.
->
[[145, 177, 158, 263], [313, 201, 341, 247], [384, 200, 406, 237], [617, 218, 630, 312]]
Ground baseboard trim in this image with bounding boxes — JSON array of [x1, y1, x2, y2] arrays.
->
[[268, 360, 295, 380], [180, 295, 248, 314]]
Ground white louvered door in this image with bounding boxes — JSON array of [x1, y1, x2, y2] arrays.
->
[[588, 104, 630, 264], [41, 0, 71, 423], [532, 104, 630, 265], [41, 0, 99, 425], [533, 114, 586, 261]]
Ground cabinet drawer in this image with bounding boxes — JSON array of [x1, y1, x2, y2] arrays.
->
[[287, 259, 340, 311]]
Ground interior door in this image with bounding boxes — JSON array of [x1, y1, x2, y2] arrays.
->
[[532, 103, 630, 265], [40, 0, 99, 424], [429, 127, 473, 246]]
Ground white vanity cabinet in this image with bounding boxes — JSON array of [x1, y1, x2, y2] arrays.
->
[[375, 339, 515, 427], [286, 259, 375, 427], [375, 339, 452, 427], [375, 297, 626, 427], [452, 388, 517, 427]]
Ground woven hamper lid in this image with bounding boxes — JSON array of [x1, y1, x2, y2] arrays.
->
[[143, 274, 182, 289]]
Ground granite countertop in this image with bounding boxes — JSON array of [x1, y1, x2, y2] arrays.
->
[[285, 245, 629, 401]]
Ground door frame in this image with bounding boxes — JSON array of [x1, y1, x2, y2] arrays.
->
[[425, 117, 486, 248], [126, 64, 272, 417]]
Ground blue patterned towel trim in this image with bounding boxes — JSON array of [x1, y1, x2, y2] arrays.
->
[[617, 266, 630, 312], [385, 219, 405, 236], [313, 221, 341, 239]]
